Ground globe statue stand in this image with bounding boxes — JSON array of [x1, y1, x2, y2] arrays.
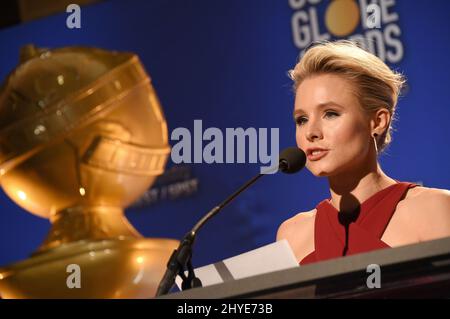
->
[[0, 45, 178, 298]]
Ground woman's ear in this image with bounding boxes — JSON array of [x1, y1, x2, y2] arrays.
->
[[370, 108, 391, 136]]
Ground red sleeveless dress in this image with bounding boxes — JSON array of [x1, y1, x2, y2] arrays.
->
[[300, 181, 419, 265]]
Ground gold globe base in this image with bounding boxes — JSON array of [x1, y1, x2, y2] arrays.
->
[[0, 237, 178, 298]]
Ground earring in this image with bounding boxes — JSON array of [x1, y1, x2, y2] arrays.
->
[[372, 133, 378, 154]]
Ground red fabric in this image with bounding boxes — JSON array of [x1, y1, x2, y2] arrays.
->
[[300, 181, 419, 265]]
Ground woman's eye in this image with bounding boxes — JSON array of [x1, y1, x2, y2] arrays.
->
[[325, 111, 339, 118], [295, 116, 307, 126]]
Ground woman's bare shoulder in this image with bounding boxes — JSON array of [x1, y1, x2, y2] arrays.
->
[[276, 208, 316, 241], [405, 185, 450, 205], [403, 186, 450, 241], [406, 185, 448, 197], [277, 209, 317, 262]]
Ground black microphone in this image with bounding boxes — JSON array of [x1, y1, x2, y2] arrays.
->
[[155, 147, 306, 297], [279, 146, 307, 174]]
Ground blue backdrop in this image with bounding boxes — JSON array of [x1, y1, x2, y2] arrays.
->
[[0, 0, 449, 268]]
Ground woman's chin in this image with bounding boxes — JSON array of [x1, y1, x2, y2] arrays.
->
[[309, 164, 357, 179], [307, 164, 336, 177], [309, 168, 332, 177], [315, 171, 331, 177]]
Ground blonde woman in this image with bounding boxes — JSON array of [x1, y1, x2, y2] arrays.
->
[[277, 41, 450, 265]]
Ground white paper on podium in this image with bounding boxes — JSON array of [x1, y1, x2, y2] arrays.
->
[[175, 239, 299, 289]]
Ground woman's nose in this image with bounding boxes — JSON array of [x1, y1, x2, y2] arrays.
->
[[305, 119, 323, 142]]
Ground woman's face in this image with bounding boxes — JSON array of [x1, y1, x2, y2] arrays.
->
[[294, 73, 373, 177]]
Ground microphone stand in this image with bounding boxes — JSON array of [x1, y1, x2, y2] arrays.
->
[[155, 164, 285, 297]]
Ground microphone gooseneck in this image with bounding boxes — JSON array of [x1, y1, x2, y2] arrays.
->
[[155, 147, 306, 297]]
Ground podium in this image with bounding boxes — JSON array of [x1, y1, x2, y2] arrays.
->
[[160, 237, 450, 298]]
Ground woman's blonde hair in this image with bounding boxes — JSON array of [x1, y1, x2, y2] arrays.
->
[[288, 40, 405, 154]]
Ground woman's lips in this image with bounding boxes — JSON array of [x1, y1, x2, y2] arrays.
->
[[307, 150, 329, 161]]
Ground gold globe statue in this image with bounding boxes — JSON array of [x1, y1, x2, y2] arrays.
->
[[0, 45, 178, 298]]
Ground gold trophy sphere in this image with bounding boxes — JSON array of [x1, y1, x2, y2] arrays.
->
[[0, 45, 178, 298]]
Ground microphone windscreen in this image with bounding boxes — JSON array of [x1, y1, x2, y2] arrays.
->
[[279, 147, 306, 174]]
